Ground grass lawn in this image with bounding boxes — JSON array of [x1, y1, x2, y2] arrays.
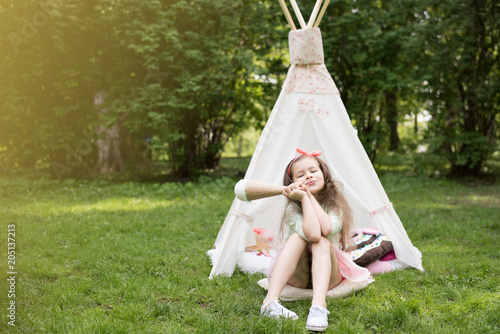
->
[[0, 160, 499, 333]]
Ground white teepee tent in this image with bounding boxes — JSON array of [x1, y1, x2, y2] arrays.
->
[[209, 0, 423, 279]]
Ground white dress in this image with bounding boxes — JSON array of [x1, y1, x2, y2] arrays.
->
[[267, 202, 371, 284]]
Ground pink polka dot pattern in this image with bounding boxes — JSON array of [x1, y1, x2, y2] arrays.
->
[[314, 106, 330, 120], [289, 27, 324, 65], [283, 28, 339, 95], [298, 98, 316, 112], [297, 98, 330, 120]]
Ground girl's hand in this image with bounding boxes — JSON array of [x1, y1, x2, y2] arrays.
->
[[297, 182, 313, 199], [282, 182, 307, 201]]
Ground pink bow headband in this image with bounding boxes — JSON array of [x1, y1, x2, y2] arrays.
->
[[287, 148, 322, 176], [296, 148, 322, 157]]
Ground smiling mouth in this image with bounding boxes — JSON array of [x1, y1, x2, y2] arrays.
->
[[306, 181, 316, 186]]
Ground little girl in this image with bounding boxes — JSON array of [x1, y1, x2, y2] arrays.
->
[[260, 148, 371, 332]]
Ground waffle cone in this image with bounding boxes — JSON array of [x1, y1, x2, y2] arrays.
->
[[245, 180, 285, 201]]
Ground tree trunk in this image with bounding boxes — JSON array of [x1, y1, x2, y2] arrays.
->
[[237, 135, 243, 158], [414, 112, 418, 134], [385, 90, 399, 152], [94, 91, 124, 173], [95, 122, 124, 173], [94, 91, 150, 174]]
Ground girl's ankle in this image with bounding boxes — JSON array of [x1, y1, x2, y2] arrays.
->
[[311, 301, 327, 308], [263, 297, 279, 306]]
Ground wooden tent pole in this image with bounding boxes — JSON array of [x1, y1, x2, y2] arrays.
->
[[307, 0, 323, 28], [278, 0, 296, 30], [289, 0, 307, 29], [313, 0, 330, 27]]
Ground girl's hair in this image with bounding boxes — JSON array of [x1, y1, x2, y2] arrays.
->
[[282, 155, 353, 248]]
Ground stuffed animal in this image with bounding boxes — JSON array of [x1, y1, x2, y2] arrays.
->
[[245, 227, 275, 257], [343, 227, 393, 267]]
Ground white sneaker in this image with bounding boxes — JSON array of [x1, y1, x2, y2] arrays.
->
[[260, 300, 299, 320], [305, 305, 330, 331]]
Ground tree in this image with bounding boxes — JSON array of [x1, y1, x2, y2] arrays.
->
[[147, 0, 286, 176], [416, 0, 500, 176], [0, 0, 152, 178], [1, 1, 98, 177], [319, 0, 422, 160], [0, 0, 287, 178]]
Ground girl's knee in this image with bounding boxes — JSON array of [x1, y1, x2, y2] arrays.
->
[[314, 236, 331, 249], [311, 237, 331, 261], [288, 232, 308, 244]]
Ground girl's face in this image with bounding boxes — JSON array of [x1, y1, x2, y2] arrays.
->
[[290, 157, 325, 195]]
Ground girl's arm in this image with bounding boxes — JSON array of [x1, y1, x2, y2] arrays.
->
[[300, 196, 323, 242], [298, 183, 333, 237], [283, 183, 322, 242], [308, 195, 333, 237]]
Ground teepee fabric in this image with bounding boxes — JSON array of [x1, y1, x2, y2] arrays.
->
[[209, 3, 423, 279]]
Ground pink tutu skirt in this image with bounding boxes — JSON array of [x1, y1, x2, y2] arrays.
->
[[267, 243, 371, 285]]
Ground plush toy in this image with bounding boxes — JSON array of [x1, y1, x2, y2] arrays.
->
[[245, 227, 275, 257], [253, 227, 274, 241], [343, 228, 393, 267]]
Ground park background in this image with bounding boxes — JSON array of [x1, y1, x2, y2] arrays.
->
[[0, 0, 499, 333]]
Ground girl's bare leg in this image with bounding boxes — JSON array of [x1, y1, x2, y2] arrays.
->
[[263, 233, 308, 304], [328, 242, 343, 289], [310, 237, 341, 307], [286, 238, 311, 289]]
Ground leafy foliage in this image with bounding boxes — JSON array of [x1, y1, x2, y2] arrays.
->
[[0, 0, 287, 177], [319, 0, 424, 159], [0, 0, 498, 178], [147, 0, 287, 176], [412, 0, 500, 175]]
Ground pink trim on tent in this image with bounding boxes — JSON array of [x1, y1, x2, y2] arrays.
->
[[235, 212, 254, 222], [370, 203, 394, 216]]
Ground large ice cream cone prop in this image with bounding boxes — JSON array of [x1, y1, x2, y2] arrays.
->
[[234, 179, 285, 202]]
